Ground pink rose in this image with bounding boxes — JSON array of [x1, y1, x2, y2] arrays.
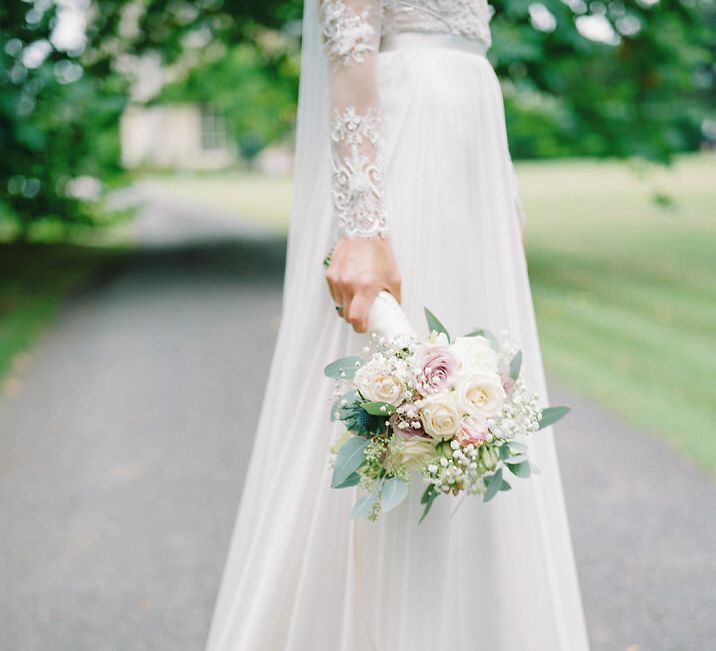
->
[[457, 414, 489, 446], [415, 344, 458, 395]]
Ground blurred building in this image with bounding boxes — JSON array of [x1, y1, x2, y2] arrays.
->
[[120, 103, 237, 170]]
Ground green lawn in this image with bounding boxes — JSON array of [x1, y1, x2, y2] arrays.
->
[[0, 245, 122, 386], [522, 155, 716, 474], [144, 172, 294, 231], [147, 153, 716, 474]]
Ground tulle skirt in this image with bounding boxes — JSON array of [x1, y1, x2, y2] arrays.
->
[[205, 33, 591, 651]]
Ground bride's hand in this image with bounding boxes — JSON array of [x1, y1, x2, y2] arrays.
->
[[326, 237, 402, 333]]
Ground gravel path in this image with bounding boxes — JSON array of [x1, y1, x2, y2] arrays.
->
[[1, 197, 714, 651]]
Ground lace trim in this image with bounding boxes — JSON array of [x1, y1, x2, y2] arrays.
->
[[330, 107, 388, 239], [382, 0, 493, 47], [320, 0, 379, 66]]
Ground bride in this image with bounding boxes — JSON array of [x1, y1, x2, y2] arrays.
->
[[205, 1, 591, 649]]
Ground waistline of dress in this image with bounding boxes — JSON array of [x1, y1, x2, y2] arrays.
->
[[379, 32, 488, 57]]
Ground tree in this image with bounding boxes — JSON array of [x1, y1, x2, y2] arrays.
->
[[1, 2, 129, 240], [489, 0, 714, 160], [0, 0, 302, 241]]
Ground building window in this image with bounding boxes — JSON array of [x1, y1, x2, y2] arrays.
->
[[200, 104, 227, 151]]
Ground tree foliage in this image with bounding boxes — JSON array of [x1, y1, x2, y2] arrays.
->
[[0, 0, 712, 240], [489, 0, 714, 160]]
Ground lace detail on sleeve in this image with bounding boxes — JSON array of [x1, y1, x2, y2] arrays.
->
[[330, 107, 388, 238], [320, 0, 378, 66], [320, 0, 388, 239]]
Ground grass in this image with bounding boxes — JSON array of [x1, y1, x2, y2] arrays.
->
[[145, 152, 716, 474], [0, 245, 122, 386], [522, 154, 716, 474], [143, 171, 294, 231]]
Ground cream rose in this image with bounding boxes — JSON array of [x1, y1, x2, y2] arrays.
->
[[453, 369, 506, 417], [450, 336, 499, 373], [419, 393, 462, 440], [389, 436, 436, 471], [354, 367, 404, 406]]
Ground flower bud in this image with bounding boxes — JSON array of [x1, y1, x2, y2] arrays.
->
[[481, 445, 499, 470]]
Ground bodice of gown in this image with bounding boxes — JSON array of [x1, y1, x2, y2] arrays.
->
[[382, 0, 493, 48]]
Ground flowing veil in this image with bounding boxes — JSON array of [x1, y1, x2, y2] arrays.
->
[[282, 1, 331, 298]]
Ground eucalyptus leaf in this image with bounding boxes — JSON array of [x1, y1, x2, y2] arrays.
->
[[333, 471, 361, 489], [351, 492, 377, 519], [509, 350, 522, 380], [324, 355, 363, 380], [330, 403, 340, 422], [331, 437, 369, 488], [506, 460, 531, 478], [380, 478, 409, 513], [424, 308, 450, 341], [499, 444, 511, 460], [538, 406, 571, 429], [361, 401, 397, 416], [483, 467, 503, 503], [419, 487, 440, 523], [505, 453, 528, 464], [499, 479, 512, 491]]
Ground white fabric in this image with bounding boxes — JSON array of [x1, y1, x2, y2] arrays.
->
[[204, 2, 590, 650], [367, 290, 418, 340]]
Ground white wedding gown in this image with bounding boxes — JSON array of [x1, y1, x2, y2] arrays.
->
[[205, 1, 591, 649]]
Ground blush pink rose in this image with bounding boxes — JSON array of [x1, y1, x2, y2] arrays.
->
[[415, 344, 458, 395], [457, 414, 489, 446]]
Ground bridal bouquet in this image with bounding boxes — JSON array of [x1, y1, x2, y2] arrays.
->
[[325, 293, 568, 523]]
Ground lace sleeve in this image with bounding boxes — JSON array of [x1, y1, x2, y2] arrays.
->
[[320, 0, 388, 239]]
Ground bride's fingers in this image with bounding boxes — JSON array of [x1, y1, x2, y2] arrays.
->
[[339, 284, 354, 323], [388, 277, 402, 304], [325, 265, 342, 307], [378, 277, 402, 305], [335, 288, 345, 317], [346, 290, 373, 333], [333, 285, 346, 317]]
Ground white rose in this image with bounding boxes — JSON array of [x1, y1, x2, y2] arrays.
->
[[453, 369, 506, 417], [389, 436, 436, 471], [419, 393, 462, 440], [355, 367, 404, 406], [450, 336, 499, 373]]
